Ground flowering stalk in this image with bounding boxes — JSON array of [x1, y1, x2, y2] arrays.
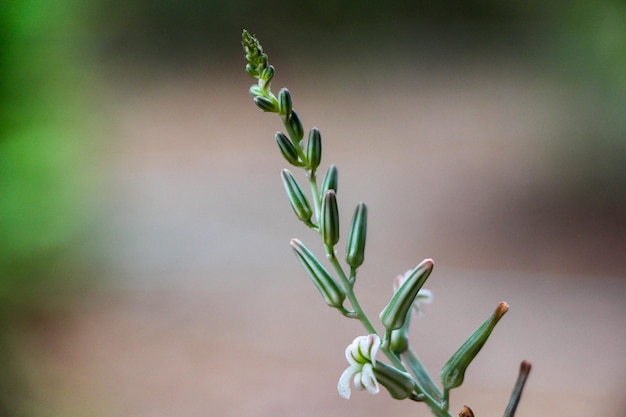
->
[[241, 30, 531, 416]]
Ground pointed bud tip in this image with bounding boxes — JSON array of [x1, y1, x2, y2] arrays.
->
[[496, 301, 509, 318]]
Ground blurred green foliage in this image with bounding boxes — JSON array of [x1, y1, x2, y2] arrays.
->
[[1, 0, 100, 414]]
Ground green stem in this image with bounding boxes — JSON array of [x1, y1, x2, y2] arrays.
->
[[424, 398, 454, 417], [442, 388, 450, 411], [308, 170, 321, 225], [402, 347, 443, 402], [326, 250, 377, 335]]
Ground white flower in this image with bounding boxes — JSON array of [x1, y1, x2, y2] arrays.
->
[[337, 334, 381, 399], [393, 270, 433, 317]]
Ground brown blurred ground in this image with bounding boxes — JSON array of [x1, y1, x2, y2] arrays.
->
[[25, 58, 626, 416]]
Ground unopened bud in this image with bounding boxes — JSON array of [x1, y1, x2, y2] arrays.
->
[[276, 132, 304, 167], [290, 239, 345, 309], [306, 128, 322, 171], [389, 310, 411, 354], [346, 202, 367, 269], [246, 63, 257, 78], [379, 259, 434, 330], [286, 110, 304, 143], [249, 84, 264, 97], [254, 96, 277, 112], [281, 169, 312, 222], [373, 361, 416, 400], [321, 190, 340, 248], [321, 164, 338, 194], [390, 327, 409, 354], [440, 302, 509, 390], [278, 88, 293, 117], [259, 65, 275, 89]]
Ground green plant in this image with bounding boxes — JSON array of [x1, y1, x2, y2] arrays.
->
[[242, 30, 531, 417]]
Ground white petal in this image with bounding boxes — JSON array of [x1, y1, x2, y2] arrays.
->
[[359, 363, 380, 395], [353, 372, 366, 391], [345, 334, 381, 366], [356, 336, 369, 359], [345, 340, 360, 365], [367, 334, 381, 365], [337, 364, 360, 399]]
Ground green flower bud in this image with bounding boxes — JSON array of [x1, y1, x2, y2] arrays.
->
[[242, 30, 267, 79], [290, 239, 345, 309], [281, 169, 312, 222], [439, 302, 509, 390], [249, 84, 264, 97], [254, 96, 277, 112], [286, 110, 304, 143], [346, 202, 367, 269], [278, 88, 293, 117], [379, 259, 433, 331], [306, 128, 322, 171], [275, 132, 304, 167], [321, 164, 338, 194], [260, 65, 275, 87], [321, 190, 340, 248], [389, 310, 411, 353], [245, 63, 257, 78], [373, 361, 416, 400]]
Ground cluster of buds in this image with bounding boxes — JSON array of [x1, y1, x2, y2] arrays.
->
[[242, 30, 531, 417]]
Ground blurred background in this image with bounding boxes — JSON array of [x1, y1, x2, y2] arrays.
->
[[1, 0, 625, 416]]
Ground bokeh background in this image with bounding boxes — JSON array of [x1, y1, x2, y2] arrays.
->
[[1, 0, 625, 416]]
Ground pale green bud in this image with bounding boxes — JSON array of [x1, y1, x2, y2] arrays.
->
[[275, 132, 304, 167], [321, 190, 340, 248], [373, 361, 416, 400], [439, 302, 509, 390], [286, 110, 304, 143], [242, 30, 267, 79], [245, 63, 257, 78], [278, 88, 293, 117], [389, 310, 411, 353], [281, 169, 312, 222], [306, 128, 322, 171], [249, 84, 264, 97], [290, 239, 346, 309], [379, 259, 433, 330], [345, 202, 367, 269], [321, 164, 338, 194], [260, 65, 275, 86], [254, 96, 277, 112]]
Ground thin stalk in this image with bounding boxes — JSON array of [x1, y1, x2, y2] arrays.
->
[[402, 347, 443, 402], [308, 170, 321, 225], [503, 361, 531, 417], [326, 251, 377, 335]]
